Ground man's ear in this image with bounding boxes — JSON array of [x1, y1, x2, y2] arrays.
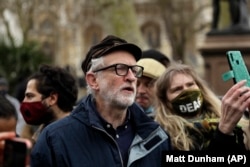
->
[[47, 93, 58, 106], [85, 72, 99, 90]]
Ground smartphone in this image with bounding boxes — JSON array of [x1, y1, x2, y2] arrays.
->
[[3, 138, 32, 167], [222, 50, 250, 87]]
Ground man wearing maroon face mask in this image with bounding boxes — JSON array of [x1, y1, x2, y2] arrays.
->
[[20, 64, 78, 143]]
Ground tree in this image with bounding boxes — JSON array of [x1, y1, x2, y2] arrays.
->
[[0, 40, 51, 94], [94, 0, 147, 48], [0, 0, 51, 94], [156, 0, 210, 63]]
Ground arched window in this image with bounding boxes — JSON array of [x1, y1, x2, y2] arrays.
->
[[141, 22, 160, 48], [40, 19, 54, 34], [84, 25, 102, 50], [42, 41, 54, 58]]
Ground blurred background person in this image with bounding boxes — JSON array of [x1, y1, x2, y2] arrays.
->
[[136, 49, 170, 118], [0, 95, 33, 167], [0, 96, 18, 165], [0, 76, 26, 136], [0, 95, 18, 133]]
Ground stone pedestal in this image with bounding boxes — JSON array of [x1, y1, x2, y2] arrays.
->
[[199, 34, 250, 96]]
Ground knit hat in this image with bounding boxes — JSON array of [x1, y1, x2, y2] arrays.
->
[[81, 35, 142, 75]]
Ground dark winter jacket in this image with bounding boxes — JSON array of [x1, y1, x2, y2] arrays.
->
[[31, 94, 171, 167]]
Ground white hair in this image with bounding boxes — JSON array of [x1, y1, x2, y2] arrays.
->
[[86, 57, 105, 95]]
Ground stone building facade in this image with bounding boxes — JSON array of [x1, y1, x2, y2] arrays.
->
[[20, 0, 212, 98], [18, 0, 250, 97], [28, 0, 207, 75], [26, 0, 176, 97]]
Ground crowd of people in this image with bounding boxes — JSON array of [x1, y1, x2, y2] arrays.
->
[[0, 34, 249, 166]]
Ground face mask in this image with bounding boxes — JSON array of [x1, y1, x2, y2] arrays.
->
[[170, 89, 203, 117], [20, 101, 50, 125]]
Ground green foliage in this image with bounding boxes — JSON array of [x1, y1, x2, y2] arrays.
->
[[0, 40, 52, 94]]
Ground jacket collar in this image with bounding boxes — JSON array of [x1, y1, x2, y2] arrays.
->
[[72, 94, 160, 139]]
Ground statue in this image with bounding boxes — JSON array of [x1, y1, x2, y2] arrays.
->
[[210, 0, 250, 35]]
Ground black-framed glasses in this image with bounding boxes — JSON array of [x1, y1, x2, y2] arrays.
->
[[93, 63, 144, 78]]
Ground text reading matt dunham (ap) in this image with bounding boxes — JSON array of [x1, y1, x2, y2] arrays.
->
[[161, 151, 250, 167]]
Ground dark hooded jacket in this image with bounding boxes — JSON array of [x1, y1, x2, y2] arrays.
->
[[31, 94, 171, 167]]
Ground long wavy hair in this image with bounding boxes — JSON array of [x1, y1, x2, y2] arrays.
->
[[154, 63, 221, 150]]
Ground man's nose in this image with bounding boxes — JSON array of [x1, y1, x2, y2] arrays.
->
[[137, 83, 147, 93], [125, 69, 137, 81]]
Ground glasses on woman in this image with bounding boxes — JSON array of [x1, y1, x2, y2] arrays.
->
[[93, 63, 144, 78]]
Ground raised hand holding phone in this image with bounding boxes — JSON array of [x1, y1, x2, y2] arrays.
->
[[222, 50, 250, 86], [222, 50, 250, 108], [0, 132, 16, 166], [221, 50, 250, 133], [2, 136, 32, 167]]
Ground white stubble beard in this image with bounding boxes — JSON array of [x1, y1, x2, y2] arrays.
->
[[99, 81, 136, 109]]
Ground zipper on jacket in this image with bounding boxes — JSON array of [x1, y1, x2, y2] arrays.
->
[[92, 125, 124, 167]]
